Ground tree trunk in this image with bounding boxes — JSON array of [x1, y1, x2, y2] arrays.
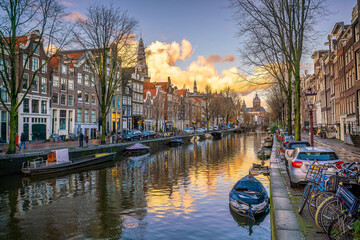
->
[[294, 71, 301, 141], [100, 108, 107, 144], [287, 95, 292, 136], [7, 100, 18, 154]]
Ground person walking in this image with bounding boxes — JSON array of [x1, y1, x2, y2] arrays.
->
[[85, 134, 89, 147], [19, 133, 26, 150], [79, 132, 84, 147]]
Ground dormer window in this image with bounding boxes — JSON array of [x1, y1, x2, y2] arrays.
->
[[33, 43, 39, 55], [61, 65, 67, 74]]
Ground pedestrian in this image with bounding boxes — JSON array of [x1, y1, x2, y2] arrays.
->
[[19, 132, 26, 150], [79, 132, 84, 147], [85, 134, 89, 147]]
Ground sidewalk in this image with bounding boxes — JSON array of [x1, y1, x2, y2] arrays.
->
[[301, 133, 360, 155], [0, 139, 101, 155], [270, 139, 305, 239]]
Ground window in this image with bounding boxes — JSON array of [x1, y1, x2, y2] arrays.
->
[[53, 93, 58, 104], [84, 64, 90, 72], [77, 109, 82, 122], [128, 106, 131, 116], [91, 76, 95, 87], [125, 87, 129, 94], [32, 76, 39, 92], [68, 95, 73, 106], [107, 67, 110, 76], [61, 94, 66, 105], [60, 110, 66, 130], [23, 99, 29, 113], [31, 99, 39, 113], [41, 100, 47, 114], [68, 80, 74, 90], [84, 92, 89, 103], [32, 58, 39, 71], [123, 96, 126, 105], [23, 54, 29, 69], [85, 75, 89, 86], [23, 74, 29, 90], [123, 106, 126, 115], [117, 96, 120, 108], [77, 90, 82, 102], [61, 78, 66, 91], [41, 78, 46, 93], [91, 94, 96, 104], [84, 109, 89, 123], [91, 110, 95, 123], [53, 76, 59, 87], [33, 43, 39, 55], [61, 65, 67, 74], [77, 73, 82, 85], [41, 60, 47, 73]]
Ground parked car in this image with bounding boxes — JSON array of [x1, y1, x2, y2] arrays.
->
[[184, 127, 194, 133], [284, 141, 311, 161], [213, 126, 219, 131], [286, 147, 344, 187], [122, 130, 143, 141], [209, 126, 213, 131], [201, 127, 207, 132], [196, 128, 203, 133], [142, 130, 156, 139]]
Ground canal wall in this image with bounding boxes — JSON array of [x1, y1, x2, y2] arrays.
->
[[0, 130, 235, 176], [270, 136, 304, 239]]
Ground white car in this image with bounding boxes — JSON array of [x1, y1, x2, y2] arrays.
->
[[209, 126, 213, 131], [184, 127, 194, 133]]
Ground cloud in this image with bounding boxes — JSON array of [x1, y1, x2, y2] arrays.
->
[[206, 54, 235, 64], [63, 11, 87, 22], [59, 1, 76, 7], [146, 39, 271, 94]]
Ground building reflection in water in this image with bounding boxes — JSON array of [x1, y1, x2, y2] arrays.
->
[[0, 133, 270, 240]]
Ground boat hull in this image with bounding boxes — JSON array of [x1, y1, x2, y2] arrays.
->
[[21, 153, 116, 176]]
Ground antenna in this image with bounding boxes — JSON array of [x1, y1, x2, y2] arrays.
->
[[140, 28, 143, 38]]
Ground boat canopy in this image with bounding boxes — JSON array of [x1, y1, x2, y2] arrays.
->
[[126, 143, 150, 150], [234, 175, 264, 192]]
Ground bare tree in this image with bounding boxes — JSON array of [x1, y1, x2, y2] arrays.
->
[[0, 0, 71, 153], [265, 85, 287, 127], [231, 0, 325, 140], [202, 85, 212, 129], [73, 5, 138, 144]]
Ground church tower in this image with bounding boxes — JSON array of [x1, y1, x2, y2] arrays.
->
[[241, 100, 247, 112], [193, 78, 197, 94], [135, 35, 149, 79], [253, 92, 261, 111]]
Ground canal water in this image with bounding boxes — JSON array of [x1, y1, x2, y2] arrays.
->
[[0, 133, 270, 240]]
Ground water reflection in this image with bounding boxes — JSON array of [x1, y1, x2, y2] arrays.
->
[[0, 133, 270, 239]]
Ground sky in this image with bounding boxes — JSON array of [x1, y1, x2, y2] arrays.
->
[[61, 0, 357, 107]]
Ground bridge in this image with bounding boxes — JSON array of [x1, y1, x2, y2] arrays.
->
[[236, 124, 269, 133]]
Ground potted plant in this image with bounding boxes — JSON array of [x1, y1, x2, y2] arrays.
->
[[49, 134, 54, 142]]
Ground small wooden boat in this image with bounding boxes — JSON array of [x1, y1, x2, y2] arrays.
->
[[205, 133, 212, 139], [257, 148, 271, 159], [21, 149, 116, 176], [190, 136, 200, 142], [211, 132, 222, 139], [229, 175, 270, 220], [263, 141, 273, 148], [249, 163, 270, 176], [264, 136, 273, 142], [169, 138, 184, 146], [124, 143, 150, 156]]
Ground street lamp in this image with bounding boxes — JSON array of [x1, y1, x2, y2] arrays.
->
[[304, 87, 317, 146], [192, 120, 196, 133]]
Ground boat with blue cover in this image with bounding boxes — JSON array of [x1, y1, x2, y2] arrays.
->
[[169, 138, 184, 146], [229, 175, 270, 220], [124, 143, 150, 156]]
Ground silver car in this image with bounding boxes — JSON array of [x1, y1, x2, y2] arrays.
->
[[286, 147, 344, 188], [284, 141, 311, 162]]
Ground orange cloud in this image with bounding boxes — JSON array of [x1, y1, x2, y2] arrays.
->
[[206, 54, 235, 64], [63, 11, 87, 22], [146, 39, 271, 94], [60, 1, 76, 7]]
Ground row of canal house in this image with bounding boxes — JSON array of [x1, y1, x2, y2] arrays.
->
[[0, 30, 150, 142], [301, 1, 360, 145]]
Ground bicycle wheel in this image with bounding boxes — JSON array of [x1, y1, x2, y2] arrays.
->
[[315, 196, 334, 229], [328, 213, 354, 240], [308, 191, 334, 220], [299, 183, 313, 214], [319, 198, 343, 233]]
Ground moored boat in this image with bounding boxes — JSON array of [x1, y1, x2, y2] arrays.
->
[[169, 138, 184, 146], [257, 148, 271, 159], [264, 136, 273, 142], [211, 132, 222, 139], [263, 141, 273, 148], [21, 149, 116, 176], [249, 163, 270, 176], [205, 133, 212, 139], [124, 143, 150, 156], [190, 136, 200, 142], [229, 175, 270, 220]]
